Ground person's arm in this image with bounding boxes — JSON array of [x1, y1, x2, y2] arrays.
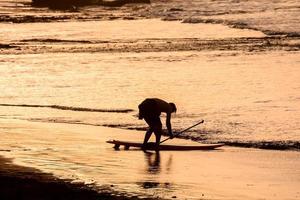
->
[[166, 112, 174, 138]]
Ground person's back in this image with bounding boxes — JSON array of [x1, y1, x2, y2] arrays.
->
[[151, 98, 173, 114], [138, 98, 172, 119]]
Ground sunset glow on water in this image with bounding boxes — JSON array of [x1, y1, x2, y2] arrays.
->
[[0, 0, 299, 199]]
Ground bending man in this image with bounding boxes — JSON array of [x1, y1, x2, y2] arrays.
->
[[138, 98, 177, 151]]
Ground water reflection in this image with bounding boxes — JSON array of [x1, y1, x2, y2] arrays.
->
[[165, 154, 173, 174], [138, 152, 174, 191], [144, 151, 160, 174]]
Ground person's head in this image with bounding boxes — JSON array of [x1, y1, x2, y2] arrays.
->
[[169, 102, 177, 113]]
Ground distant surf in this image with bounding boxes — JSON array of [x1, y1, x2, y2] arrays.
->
[[0, 104, 134, 113], [1, 0, 299, 38]]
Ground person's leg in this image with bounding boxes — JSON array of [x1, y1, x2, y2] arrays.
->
[[153, 121, 162, 151], [143, 112, 160, 150], [142, 117, 154, 151], [143, 127, 153, 146]]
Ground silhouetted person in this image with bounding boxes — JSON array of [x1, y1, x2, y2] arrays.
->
[[138, 98, 177, 151]]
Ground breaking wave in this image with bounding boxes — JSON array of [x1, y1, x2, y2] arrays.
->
[[1, 0, 299, 38], [182, 17, 300, 38], [97, 124, 300, 151], [20, 39, 94, 44], [0, 103, 134, 113], [221, 141, 300, 151], [39, 119, 300, 151], [11, 116, 299, 151]]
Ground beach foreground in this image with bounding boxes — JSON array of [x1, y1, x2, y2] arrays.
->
[[0, 119, 299, 199], [0, 156, 148, 200]]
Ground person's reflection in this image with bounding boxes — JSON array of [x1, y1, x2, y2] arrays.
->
[[144, 151, 160, 174], [166, 154, 173, 173], [140, 152, 174, 190]]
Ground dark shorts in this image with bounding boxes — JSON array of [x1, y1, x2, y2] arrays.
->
[[144, 116, 162, 128], [138, 99, 162, 127]]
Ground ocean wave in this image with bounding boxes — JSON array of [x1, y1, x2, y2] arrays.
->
[[0, 14, 72, 23], [4, 37, 299, 55], [100, 124, 300, 151], [221, 141, 300, 151], [18, 117, 300, 151], [0, 103, 134, 113], [0, 44, 16, 49], [32, 0, 150, 9], [174, 135, 300, 151], [2, 0, 299, 39], [182, 17, 300, 38], [20, 39, 93, 44]]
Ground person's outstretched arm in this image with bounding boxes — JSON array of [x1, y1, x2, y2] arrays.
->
[[166, 113, 174, 138]]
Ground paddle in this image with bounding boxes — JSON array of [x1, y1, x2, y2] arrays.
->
[[160, 120, 205, 144]]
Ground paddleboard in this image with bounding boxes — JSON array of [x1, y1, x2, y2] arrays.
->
[[106, 140, 224, 151]]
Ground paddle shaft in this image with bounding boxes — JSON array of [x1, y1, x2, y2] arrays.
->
[[160, 120, 204, 144]]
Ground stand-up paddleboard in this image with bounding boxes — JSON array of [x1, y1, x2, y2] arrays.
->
[[106, 140, 224, 151]]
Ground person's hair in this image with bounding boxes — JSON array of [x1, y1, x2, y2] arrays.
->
[[169, 102, 177, 113]]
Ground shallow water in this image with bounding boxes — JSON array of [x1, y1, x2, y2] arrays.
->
[[0, 18, 299, 150], [0, 19, 265, 43], [1, 46, 300, 149]]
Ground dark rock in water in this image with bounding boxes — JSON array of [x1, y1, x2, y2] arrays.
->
[[32, 0, 150, 9]]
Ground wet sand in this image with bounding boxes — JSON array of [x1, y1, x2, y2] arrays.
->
[[0, 156, 152, 200], [1, 118, 299, 199]]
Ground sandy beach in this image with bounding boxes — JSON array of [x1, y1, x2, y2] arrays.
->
[[0, 118, 299, 200]]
